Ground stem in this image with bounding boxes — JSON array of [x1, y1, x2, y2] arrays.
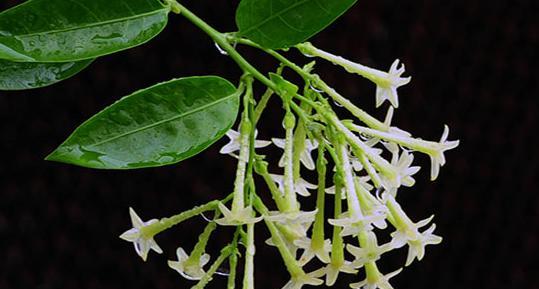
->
[[176, 3, 275, 90], [227, 250, 238, 289], [227, 228, 242, 289], [186, 218, 218, 266], [191, 245, 234, 289], [141, 197, 230, 237]]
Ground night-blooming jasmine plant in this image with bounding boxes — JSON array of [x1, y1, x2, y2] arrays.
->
[[1, 0, 459, 288]]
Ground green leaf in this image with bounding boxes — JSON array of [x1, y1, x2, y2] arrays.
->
[[0, 59, 92, 90], [46, 76, 240, 169], [0, 0, 170, 62], [236, 0, 357, 49]]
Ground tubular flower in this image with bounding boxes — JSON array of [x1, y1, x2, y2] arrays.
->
[[374, 59, 411, 108], [385, 194, 442, 266], [346, 231, 393, 267], [119, 207, 163, 261], [168, 247, 210, 280]]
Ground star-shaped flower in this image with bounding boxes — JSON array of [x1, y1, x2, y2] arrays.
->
[[168, 247, 210, 280], [427, 125, 460, 180], [270, 173, 317, 197], [294, 236, 332, 265], [282, 268, 325, 289], [265, 214, 315, 257], [328, 213, 375, 237], [272, 138, 318, 170], [390, 215, 442, 266], [346, 231, 393, 267], [385, 195, 442, 266], [375, 59, 411, 108], [323, 260, 357, 286], [214, 202, 262, 226], [350, 267, 402, 289], [219, 129, 271, 156], [382, 142, 420, 194], [119, 207, 163, 261]]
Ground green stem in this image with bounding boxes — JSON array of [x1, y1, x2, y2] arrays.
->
[[227, 228, 241, 289], [176, 3, 275, 90], [227, 249, 238, 289], [186, 216, 218, 266], [191, 245, 234, 289], [141, 197, 230, 237]]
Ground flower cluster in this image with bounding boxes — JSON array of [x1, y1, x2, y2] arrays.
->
[[119, 42, 458, 289]]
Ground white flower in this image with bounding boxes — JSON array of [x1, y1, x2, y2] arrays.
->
[[270, 173, 317, 197], [346, 231, 393, 267], [119, 207, 163, 261], [390, 215, 442, 266], [428, 125, 459, 180], [214, 202, 263, 226], [294, 237, 332, 265], [219, 129, 271, 156], [282, 269, 325, 289], [350, 267, 402, 289], [323, 261, 357, 286], [273, 137, 318, 170], [265, 213, 315, 257], [328, 213, 374, 237], [375, 59, 411, 108], [385, 195, 442, 266], [168, 247, 210, 280], [382, 142, 420, 194]]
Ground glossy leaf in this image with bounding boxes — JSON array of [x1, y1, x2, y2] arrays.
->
[[236, 0, 357, 49], [0, 59, 92, 90], [46, 76, 240, 169], [0, 0, 170, 62]]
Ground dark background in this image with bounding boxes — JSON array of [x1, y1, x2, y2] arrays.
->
[[0, 0, 537, 288]]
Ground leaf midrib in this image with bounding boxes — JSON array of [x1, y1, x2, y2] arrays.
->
[[87, 91, 237, 148], [12, 8, 168, 38], [240, 0, 311, 35]]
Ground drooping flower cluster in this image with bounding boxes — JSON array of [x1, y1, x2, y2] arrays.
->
[[119, 41, 458, 289]]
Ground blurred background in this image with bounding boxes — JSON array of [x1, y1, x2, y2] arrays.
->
[[0, 0, 537, 288]]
